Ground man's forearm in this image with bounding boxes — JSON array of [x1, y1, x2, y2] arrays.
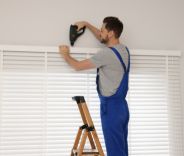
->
[[63, 55, 80, 70], [85, 22, 101, 41], [59, 45, 95, 71]]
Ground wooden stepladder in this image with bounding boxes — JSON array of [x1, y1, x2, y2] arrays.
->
[[71, 96, 104, 156]]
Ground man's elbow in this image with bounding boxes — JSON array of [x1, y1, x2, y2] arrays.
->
[[74, 67, 82, 71], [73, 65, 83, 71], [73, 65, 92, 71], [72, 60, 96, 71]]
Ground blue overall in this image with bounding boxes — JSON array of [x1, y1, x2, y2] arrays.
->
[[96, 47, 130, 156]]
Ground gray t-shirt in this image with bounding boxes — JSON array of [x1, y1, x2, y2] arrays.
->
[[90, 44, 129, 96]]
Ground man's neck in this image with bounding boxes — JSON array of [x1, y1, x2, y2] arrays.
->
[[106, 39, 120, 47]]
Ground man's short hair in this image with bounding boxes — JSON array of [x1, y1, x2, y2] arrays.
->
[[103, 16, 123, 38]]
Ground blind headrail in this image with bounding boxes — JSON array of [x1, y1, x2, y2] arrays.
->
[[0, 44, 181, 56]]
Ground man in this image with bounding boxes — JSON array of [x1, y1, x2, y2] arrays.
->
[[59, 16, 130, 156]]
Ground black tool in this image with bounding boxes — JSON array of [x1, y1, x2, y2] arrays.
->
[[69, 25, 86, 46]]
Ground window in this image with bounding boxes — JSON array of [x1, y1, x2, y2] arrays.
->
[[0, 45, 183, 156], [128, 53, 183, 155]]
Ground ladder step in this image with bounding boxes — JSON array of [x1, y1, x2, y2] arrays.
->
[[73, 149, 100, 155]]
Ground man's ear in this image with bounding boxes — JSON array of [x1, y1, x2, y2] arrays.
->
[[108, 30, 115, 38]]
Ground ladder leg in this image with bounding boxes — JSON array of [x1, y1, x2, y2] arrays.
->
[[92, 131, 104, 156], [78, 130, 88, 156], [82, 103, 105, 156], [71, 128, 82, 156], [77, 100, 96, 149], [88, 132, 96, 149]]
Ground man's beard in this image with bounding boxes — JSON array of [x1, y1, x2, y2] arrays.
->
[[100, 37, 109, 44]]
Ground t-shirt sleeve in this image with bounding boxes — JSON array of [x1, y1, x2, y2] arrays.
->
[[89, 49, 110, 68]]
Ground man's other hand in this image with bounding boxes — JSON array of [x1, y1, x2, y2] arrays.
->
[[59, 45, 70, 58]]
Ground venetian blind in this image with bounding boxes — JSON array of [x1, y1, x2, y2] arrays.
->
[[0, 45, 183, 156]]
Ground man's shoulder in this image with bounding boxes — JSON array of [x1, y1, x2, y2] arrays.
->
[[96, 47, 113, 56]]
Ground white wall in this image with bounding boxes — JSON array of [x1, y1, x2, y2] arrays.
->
[[0, 0, 184, 142]]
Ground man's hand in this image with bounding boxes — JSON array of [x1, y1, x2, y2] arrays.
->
[[59, 45, 70, 58], [74, 21, 88, 31], [74, 21, 101, 41]]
